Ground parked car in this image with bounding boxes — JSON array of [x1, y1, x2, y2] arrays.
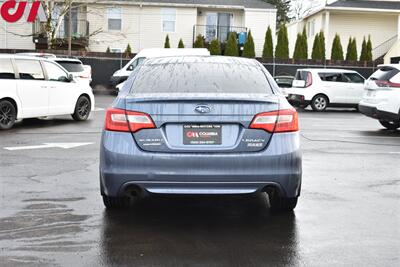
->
[[100, 56, 302, 212], [274, 75, 294, 88], [109, 48, 211, 90], [0, 54, 94, 130], [359, 64, 400, 130], [18, 53, 92, 84], [286, 68, 365, 111]]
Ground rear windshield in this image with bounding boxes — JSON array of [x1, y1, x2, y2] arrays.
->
[[130, 62, 273, 94], [295, 71, 310, 81], [370, 67, 399, 81], [55, 60, 84, 72]]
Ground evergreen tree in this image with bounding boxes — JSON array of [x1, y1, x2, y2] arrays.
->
[[346, 37, 357, 61], [193, 34, 204, 48], [178, 39, 184, 48], [275, 24, 289, 59], [360, 37, 367, 61], [265, 0, 290, 25], [106, 46, 111, 53], [331, 34, 344, 60], [301, 27, 308, 59], [209, 39, 221, 55], [262, 26, 274, 58], [242, 30, 256, 58], [125, 43, 132, 55], [366, 36, 373, 61], [311, 33, 321, 60], [319, 31, 326, 60], [224, 32, 239, 56], [293, 33, 304, 60], [164, 35, 170, 48]]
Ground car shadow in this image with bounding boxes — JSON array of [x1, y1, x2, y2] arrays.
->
[[100, 194, 299, 267], [7, 117, 92, 131], [296, 107, 359, 114]]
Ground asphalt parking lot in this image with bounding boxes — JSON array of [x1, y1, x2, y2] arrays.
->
[[0, 94, 399, 267]]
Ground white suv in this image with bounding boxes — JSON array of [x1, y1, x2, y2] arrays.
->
[[359, 65, 400, 130], [0, 55, 94, 130], [286, 68, 365, 111]]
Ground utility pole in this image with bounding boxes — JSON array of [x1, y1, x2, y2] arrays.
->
[[68, 4, 72, 56]]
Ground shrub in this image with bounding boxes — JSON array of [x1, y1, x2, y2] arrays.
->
[[164, 35, 170, 48], [224, 32, 239, 56], [178, 39, 184, 48], [242, 30, 255, 58], [275, 24, 289, 59], [360, 37, 367, 61], [193, 34, 204, 48], [106, 46, 111, 53], [346, 37, 358, 61], [331, 34, 344, 60], [311, 33, 321, 60], [319, 31, 326, 60], [209, 39, 221, 55], [366, 36, 373, 61], [262, 26, 273, 58], [125, 43, 132, 55], [293, 29, 307, 60]]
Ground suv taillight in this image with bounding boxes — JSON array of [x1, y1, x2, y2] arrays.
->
[[105, 108, 155, 132], [305, 72, 313, 87], [375, 80, 400, 88], [249, 109, 299, 133]]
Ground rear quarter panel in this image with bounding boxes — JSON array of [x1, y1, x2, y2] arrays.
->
[[0, 80, 22, 119]]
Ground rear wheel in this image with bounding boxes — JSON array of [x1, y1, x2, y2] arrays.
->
[[311, 95, 328, 112], [379, 120, 400, 130], [72, 95, 91, 121], [0, 100, 16, 130]]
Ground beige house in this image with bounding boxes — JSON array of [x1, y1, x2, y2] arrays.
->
[[0, 0, 277, 57], [287, 0, 400, 63]]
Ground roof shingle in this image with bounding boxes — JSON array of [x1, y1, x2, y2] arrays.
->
[[113, 0, 274, 9], [328, 0, 400, 10]]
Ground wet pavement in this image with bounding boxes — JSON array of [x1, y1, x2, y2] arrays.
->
[[0, 94, 399, 266]]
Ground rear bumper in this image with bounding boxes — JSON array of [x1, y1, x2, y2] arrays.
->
[[358, 104, 399, 122], [287, 94, 310, 107], [99, 131, 302, 198]]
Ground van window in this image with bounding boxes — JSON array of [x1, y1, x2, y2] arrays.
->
[[127, 57, 145, 71], [43, 61, 69, 82], [15, 60, 45, 80], [319, 73, 348, 82], [370, 67, 400, 81], [0, 58, 15, 79], [344, 73, 364, 83], [54, 60, 84, 72]]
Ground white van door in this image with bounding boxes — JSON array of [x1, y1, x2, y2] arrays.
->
[[319, 72, 349, 104], [14, 59, 49, 117], [343, 72, 365, 104], [42, 61, 77, 115]]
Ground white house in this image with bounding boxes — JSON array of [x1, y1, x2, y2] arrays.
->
[[287, 0, 400, 62], [0, 0, 277, 57]]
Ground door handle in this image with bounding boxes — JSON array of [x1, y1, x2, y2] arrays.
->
[[40, 86, 47, 88]]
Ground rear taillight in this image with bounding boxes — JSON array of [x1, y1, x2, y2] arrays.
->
[[105, 108, 155, 132], [375, 80, 400, 88], [250, 109, 299, 133], [305, 72, 313, 87]]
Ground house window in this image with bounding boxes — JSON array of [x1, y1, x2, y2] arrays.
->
[[205, 13, 233, 42], [108, 7, 122, 31], [162, 8, 176, 32], [307, 20, 315, 37]]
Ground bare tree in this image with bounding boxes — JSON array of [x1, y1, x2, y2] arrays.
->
[[290, 0, 321, 21]]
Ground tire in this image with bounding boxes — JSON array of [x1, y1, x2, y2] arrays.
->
[[0, 100, 17, 130], [379, 120, 400, 130], [102, 196, 130, 209], [311, 95, 328, 112], [72, 95, 91, 121], [266, 188, 298, 212]]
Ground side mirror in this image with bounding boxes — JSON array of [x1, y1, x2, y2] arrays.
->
[[67, 74, 74, 82], [127, 64, 134, 71]]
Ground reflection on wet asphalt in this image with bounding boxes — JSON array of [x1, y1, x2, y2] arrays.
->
[[1, 95, 399, 266]]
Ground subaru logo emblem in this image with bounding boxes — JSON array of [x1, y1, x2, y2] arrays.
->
[[194, 105, 211, 114]]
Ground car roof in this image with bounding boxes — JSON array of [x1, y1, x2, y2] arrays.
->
[[0, 53, 81, 63], [141, 56, 261, 67], [136, 48, 210, 58], [53, 57, 82, 63], [377, 64, 400, 70], [297, 68, 358, 73]]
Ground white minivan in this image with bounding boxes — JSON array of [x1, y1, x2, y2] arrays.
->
[[0, 55, 94, 130], [109, 48, 210, 90], [286, 68, 365, 111]]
